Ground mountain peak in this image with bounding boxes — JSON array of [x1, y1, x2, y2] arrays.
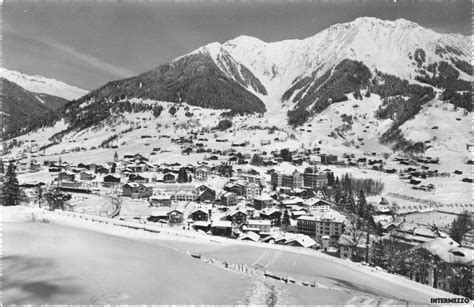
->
[[1, 67, 88, 100], [352, 16, 419, 28], [225, 35, 265, 47]]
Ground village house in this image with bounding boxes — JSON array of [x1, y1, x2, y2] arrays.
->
[[194, 185, 216, 202], [128, 174, 148, 184], [103, 174, 121, 187], [253, 193, 273, 210], [228, 208, 247, 225], [391, 223, 443, 246], [337, 233, 371, 261], [259, 208, 282, 227], [149, 192, 172, 206], [79, 171, 95, 181], [147, 208, 169, 222], [163, 172, 177, 183], [220, 191, 237, 206], [167, 209, 184, 224], [211, 220, 233, 237], [189, 208, 209, 221], [238, 231, 260, 242], [95, 165, 110, 174], [121, 183, 153, 198], [285, 235, 318, 249], [58, 171, 75, 182], [410, 238, 472, 292], [246, 219, 271, 233], [303, 198, 333, 211], [194, 165, 210, 181]]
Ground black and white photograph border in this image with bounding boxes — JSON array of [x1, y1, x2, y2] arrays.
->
[[1, 0, 472, 305]]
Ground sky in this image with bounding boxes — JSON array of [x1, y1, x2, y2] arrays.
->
[[3, 1, 472, 91]]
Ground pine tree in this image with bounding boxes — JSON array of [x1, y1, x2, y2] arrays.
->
[[327, 172, 335, 187], [44, 188, 71, 211], [177, 168, 189, 183], [347, 190, 356, 213], [371, 239, 387, 268], [281, 209, 291, 229], [449, 210, 473, 243], [36, 185, 43, 206], [2, 161, 20, 206], [357, 189, 367, 217]]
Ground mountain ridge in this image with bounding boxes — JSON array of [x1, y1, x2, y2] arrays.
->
[[1, 68, 88, 101], [5, 17, 472, 158]]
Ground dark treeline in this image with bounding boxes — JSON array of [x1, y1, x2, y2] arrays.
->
[[288, 59, 372, 126]]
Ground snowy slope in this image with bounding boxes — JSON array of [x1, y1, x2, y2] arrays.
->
[[223, 17, 471, 90], [1, 67, 88, 100], [191, 17, 471, 115]]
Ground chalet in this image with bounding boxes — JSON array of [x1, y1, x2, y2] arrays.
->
[[96, 166, 110, 174], [79, 171, 95, 181], [259, 208, 282, 227], [410, 238, 472, 292], [122, 183, 153, 198], [229, 208, 247, 225], [238, 231, 260, 242], [194, 165, 210, 181], [149, 192, 172, 206], [126, 163, 147, 173], [220, 192, 237, 206], [128, 174, 148, 184], [303, 198, 333, 211], [195, 185, 216, 202], [58, 171, 75, 182], [192, 221, 211, 232], [189, 208, 209, 221], [103, 175, 121, 186], [77, 163, 89, 169], [211, 220, 232, 237], [253, 194, 273, 210], [246, 219, 271, 233], [338, 234, 370, 261], [148, 208, 169, 222], [282, 197, 304, 207], [124, 153, 148, 162], [163, 172, 176, 183], [285, 235, 318, 249], [168, 209, 184, 224]]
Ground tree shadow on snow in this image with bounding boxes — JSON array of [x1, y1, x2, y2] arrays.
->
[[2, 255, 81, 304], [320, 275, 400, 300]]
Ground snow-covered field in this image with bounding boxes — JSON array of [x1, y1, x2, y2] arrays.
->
[[2, 206, 463, 305]]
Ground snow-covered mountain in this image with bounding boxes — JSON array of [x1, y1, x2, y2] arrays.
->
[[6, 17, 472, 162], [202, 17, 470, 111], [1, 68, 88, 101]]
